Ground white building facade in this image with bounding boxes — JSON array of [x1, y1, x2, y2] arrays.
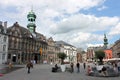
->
[[56, 41, 77, 63], [0, 21, 8, 64]]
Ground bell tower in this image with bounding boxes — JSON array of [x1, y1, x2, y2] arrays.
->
[[27, 9, 36, 33], [104, 34, 108, 49]]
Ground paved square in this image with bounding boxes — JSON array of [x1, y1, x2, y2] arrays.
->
[[0, 64, 120, 80]]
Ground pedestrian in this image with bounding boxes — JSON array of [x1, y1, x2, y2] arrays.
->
[[101, 66, 108, 76], [76, 62, 80, 73], [70, 62, 74, 73], [87, 65, 93, 76], [83, 62, 86, 69], [8, 62, 13, 69], [26, 61, 32, 74], [117, 61, 120, 72], [113, 63, 118, 73]]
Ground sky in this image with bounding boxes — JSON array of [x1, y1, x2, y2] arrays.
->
[[0, 0, 120, 50]]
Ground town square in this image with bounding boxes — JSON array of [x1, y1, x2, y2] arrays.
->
[[0, 0, 120, 80]]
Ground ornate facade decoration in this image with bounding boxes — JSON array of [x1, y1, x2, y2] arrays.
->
[[7, 10, 48, 64]]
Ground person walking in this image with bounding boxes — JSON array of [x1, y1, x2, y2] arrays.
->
[[117, 61, 120, 72], [8, 62, 13, 69], [26, 61, 33, 74], [83, 62, 86, 69], [76, 62, 80, 73], [70, 62, 74, 73]]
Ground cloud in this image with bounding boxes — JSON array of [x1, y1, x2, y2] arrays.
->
[[0, 0, 106, 28], [87, 43, 104, 47], [1, 0, 119, 49], [109, 22, 120, 36], [50, 14, 119, 34], [53, 31, 104, 48], [97, 5, 107, 11]]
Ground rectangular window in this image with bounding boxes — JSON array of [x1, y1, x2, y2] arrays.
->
[[8, 54, 11, 59], [3, 45, 6, 51], [3, 36, 7, 42], [2, 54, 5, 60]]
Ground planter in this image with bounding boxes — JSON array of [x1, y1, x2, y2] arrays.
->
[[60, 65, 66, 72]]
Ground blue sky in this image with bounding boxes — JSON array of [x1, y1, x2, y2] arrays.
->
[[81, 0, 120, 17], [0, 0, 120, 49]]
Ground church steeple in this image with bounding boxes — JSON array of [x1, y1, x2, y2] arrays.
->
[[27, 8, 36, 33], [104, 34, 108, 49]]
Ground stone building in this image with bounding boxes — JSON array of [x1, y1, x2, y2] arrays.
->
[[56, 41, 77, 63], [0, 21, 8, 64], [86, 47, 95, 62], [7, 10, 48, 64], [110, 39, 120, 58], [76, 48, 84, 62], [47, 37, 60, 64]]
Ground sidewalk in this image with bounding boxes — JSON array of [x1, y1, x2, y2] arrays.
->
[[0, 64, 25, 74], [0, 64, 120, 80]]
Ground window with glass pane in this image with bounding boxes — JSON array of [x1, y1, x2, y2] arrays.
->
[[3, 45, 6, 51]]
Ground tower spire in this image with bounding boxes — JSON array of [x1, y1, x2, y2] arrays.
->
[[27, 8, 36, 33], [104, 33, 108, 49]]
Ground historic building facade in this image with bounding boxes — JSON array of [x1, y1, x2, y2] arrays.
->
[[86, 47, 95, 62], [76, 48, 85, 62], [104, 49, 112, 59], [7, 10, 48, 64], [56, 41, 77, 63], [0, 21, 8, 64], [110, 39, 120, 58], [6, 10, 77, 64], [47, 37, 60, 64]]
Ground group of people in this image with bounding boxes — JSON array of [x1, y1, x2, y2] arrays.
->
[[111, 61, 120, 73], [70, 62, 86, 73], [86, 61, 120, 76], [52, 62, 86, 73]]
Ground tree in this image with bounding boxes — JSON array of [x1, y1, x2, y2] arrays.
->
[[57, 52, 67, 64], [95, 50, 105, 65]]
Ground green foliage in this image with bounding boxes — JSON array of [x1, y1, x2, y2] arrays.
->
[[95, 50, 105, 59], [95, 50, 105, 65], [57, 52, 67, 64]]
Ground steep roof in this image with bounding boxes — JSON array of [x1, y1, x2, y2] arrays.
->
[[7, 22, 47, 45], [7, 22, 32, 38]]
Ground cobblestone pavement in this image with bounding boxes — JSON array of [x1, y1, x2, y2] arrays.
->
[[0, 64, 120, 80]]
